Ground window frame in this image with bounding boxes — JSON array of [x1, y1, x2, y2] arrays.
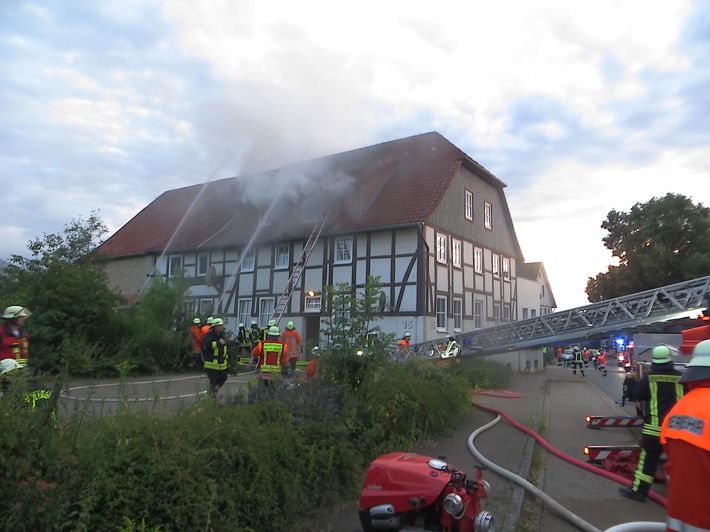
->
[[492, 254, 500, 277], [275, 244, 290, 269], [465, 189, 474, 221], [484, 201, 493, 230], [474, 248, 483, 273], [238, 299, 252, 326], [335, 237, 353, 264], [502, 257, 510, 280], [436, 234, 447, 263], [305, 295, 322, 312], [493, 303, 501, 325], [197, 253, 209, 276], [241, 248, 255, 272], [474, 299, 483, 329], [452, 239, 462, 268], [436, 296, 447, 331], [169, 255, 183, 277], [259, 298, 274, 325], [453, 297, 463, 331]]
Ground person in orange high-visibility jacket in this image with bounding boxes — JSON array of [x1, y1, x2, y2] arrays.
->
[[201, 316, 214, 337], [251, 326, 288, 385], [661, 339, 710, 532], [281, 321, 302, 374], [189, 317, 204, 365]]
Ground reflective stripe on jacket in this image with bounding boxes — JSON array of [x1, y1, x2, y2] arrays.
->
[[642, 374, 684, 437], [0, 325, 30, 367], [202, 330, 228, 370]]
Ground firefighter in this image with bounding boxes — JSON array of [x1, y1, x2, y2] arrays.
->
[[236, 322, 252, 358], [571, 346, 585, 376], [660, 339, 710, 531], [0, 306, 32, 368], [188, 317, 204, 368], [597, 351, 608, 376], [398, 332, 411, 360], [619, 344, 683, 502], [201, 316, 214, 337], [281, 321, 302, 375], [202, 318, 229, 395], [261, 319, 276, 341], [251, 326, 288, 386]]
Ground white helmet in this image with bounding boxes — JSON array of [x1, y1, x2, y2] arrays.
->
[[0, 359, 22, 376], [2, 306, 32, 319]]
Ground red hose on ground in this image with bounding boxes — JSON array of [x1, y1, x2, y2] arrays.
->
[[471, 391, 668, 508]]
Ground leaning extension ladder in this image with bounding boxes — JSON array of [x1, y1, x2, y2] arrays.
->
[[271, 207, 331, 325]]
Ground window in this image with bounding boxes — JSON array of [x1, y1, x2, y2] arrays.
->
[[484, 201, 493, 230], [199, 299, 213, 315], [474, 299, 483, 329], [474, 248, 483, 273], [492, 254, 500, 277], [523, 307, 529, 319], [238, 299, 252, 326], [436, 234, 447, 263], [502, 257, 510, 279], [531, 309, 537, 318], [452, 239, 462, 268], [453, 298, 463, 331], [275, 244, 290, 269], [259, 298, 274, 325], [197, 253, 209, 276], [493, 303, 501, 325], [169, 255, 182, 277], [436, 296, 447, 330], [465, 190, 474, 221], [541, 285, 546, 298], [241, 248, 255, 272], [335, 237, 353, 263], [305, 294, 322, 312], [503, 305, 510, 323]]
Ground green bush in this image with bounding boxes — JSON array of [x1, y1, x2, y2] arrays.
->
[[0, 357, 507, 530]]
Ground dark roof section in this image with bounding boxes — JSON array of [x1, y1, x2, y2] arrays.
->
[[98, 132, 507, 257]]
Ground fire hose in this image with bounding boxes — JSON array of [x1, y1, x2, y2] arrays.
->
[[469, 394, 666, 532]]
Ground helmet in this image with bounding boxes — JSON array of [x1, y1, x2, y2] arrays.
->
[[286, 321, 295, 330], [267, 326, 280, 336], [212, 318, 224, 326], [679, 339, 710, 383], [404, 332, 411, 337], [267, 319, 276, 327], [251, 319, 258, 325], [239, 322, 245, 328], [2, 306, 32, 319], [192, 317, 201, 324], [206, 317, 214, 325], [312, 346, 320, 352], [0, 359, 21, 376], [651, 344, 673, 364]]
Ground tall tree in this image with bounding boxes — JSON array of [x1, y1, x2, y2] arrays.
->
[[586, 193, 710, 301]]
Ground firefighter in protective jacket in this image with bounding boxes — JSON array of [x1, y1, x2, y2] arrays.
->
[[251, 326, 288, 385], [661, 339, 710, 532], [202, 318, 229, 394], [0, 306, 32, 368], [619, 344, 683, 502]]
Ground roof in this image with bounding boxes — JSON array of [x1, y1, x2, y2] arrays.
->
[[98, 132, 507, 257]]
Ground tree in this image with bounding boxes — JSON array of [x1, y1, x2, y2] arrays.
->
[[0, 212, 118, 372], [586, 193, 710, 301]]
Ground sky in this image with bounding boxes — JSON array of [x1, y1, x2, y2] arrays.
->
[[2, 0, 710, 311]]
